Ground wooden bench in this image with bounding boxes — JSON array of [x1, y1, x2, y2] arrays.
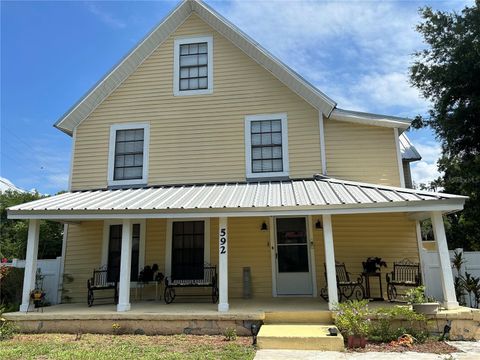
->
[[320, 262, 365, 302], [164, 264, 218, 304], [87, 266, 118, 307], [386, 258, 421, 301]]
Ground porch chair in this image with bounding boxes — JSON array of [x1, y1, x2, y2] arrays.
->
[[386, 258, 421, 301], [320, 262, 365, 302], [87, 266, 118, 307], [163, 263, 218, 304]]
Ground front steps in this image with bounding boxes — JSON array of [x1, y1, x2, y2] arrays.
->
[[263, 310, 333, 324], [256, 324, 344, 351]]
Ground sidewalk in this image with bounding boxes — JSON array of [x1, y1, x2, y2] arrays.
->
[[254, 341, 480, 360]]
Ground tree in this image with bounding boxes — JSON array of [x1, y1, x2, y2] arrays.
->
[[410, 1, 480, 250], [0, 190, 63, 259]]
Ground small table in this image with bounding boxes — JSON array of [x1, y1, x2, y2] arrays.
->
[[362, 272, 384, 301]]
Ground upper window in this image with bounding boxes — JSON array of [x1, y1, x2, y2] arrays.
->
[[245, 113, 289, 179], [173, 36, 213, 96], [108, 123, 150, 186]]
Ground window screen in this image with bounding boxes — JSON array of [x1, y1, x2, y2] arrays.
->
[[114, 129, 144, 181], [251, 119, 283, 173], [179, 42, 208, 91], [107, 224, 141, 282]]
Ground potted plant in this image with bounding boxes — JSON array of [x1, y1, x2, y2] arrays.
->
[[406, 285, 439, 314], [334, 300, 371, 348], [362, 257, 387, 273]]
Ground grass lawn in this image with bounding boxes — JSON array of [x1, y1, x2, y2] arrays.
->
[[0, 333, 256, 360]]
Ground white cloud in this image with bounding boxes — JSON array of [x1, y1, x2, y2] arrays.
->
[[409, 139, 443, 186], [86, 2, 126, 29]]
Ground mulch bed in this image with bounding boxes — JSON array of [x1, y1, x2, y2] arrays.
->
[[348, 339, 458, 354]]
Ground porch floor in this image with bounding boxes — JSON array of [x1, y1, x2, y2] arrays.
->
[[4, 298, 405, 321]]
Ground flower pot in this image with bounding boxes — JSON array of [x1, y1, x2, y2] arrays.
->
[[412, 302, 439, 315], [347, 335, 367, 348]]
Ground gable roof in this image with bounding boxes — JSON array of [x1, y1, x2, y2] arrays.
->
[[54, 0, 337, 136]]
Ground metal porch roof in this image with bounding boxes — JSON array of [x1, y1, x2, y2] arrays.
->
[[8, 177, 466, 220], [400, 133, 422, 161]]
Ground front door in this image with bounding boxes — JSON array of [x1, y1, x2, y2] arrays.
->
[[275, 217, 313, 295]]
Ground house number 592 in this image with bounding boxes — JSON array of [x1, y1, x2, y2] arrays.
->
[[219, 228, 227, 255]]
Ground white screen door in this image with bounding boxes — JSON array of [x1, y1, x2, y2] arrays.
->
[[275, 217, 313, 295]]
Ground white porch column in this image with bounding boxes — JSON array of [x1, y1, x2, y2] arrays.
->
[[117, 219, 132, 312], [431, 211, 459, 309], [218, 217, 229, 312], [20, 220, 40, 312], [323, 214, 338, 310]]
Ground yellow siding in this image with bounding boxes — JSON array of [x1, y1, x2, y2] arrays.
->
[[71, 14, 321, 190], [324, 120, 401, 186], [321, 213, 420, 298], [63, 222, 103, 303], [145, 219, 166, 273]]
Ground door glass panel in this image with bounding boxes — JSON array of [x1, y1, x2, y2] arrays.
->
[[276, 218, 309, 273], [107, 224, 140, 282]]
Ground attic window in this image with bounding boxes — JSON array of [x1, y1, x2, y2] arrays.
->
[[174, 36, 213, 96]]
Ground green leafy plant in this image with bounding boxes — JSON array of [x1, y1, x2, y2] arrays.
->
[[334, 300, 371, 337], [461, 272, 480, 308], [223, 327, 237, 341], [0, 306, 16, 341], [370, 306, 429, 343], [406, 286, 436, 304]]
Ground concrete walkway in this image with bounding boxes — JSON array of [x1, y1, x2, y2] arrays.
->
[[254, 341, 480, 360]]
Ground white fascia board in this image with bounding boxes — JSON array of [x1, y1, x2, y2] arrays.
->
[[329, 108, 411, 131], [7, 198, 465, 220]]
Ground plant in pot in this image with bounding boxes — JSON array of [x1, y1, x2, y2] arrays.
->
[[334, 300, 371, 348], [406, 285, 439, 315], [362, 257, 387, 274]]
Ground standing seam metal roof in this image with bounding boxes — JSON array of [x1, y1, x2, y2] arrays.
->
[[8, 177, 465, 213]]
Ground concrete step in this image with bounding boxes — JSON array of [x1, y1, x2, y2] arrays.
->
[[257, 324, 344, 351], [263, 310, 333, 324]]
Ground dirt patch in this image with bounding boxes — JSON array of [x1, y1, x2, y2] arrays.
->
[[348, 339, 458, 354]]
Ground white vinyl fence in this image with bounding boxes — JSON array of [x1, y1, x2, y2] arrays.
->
[[422, 248, 480, 308], [3, 257, 62, 305]]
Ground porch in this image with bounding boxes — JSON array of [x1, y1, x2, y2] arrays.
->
[[7, 177, 466, 316]]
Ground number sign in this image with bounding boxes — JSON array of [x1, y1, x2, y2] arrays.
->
[[219, 228, 227, 255]]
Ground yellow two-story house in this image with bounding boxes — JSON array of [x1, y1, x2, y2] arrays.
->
[[9, 0, 465, 320]]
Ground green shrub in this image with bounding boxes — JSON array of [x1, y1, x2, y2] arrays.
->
[[223, 327, 237, 341], [370, 306, 429, 343], [0, 267, 24, 309], [0, 306, 16, 340], [334, 300, 371, 337]]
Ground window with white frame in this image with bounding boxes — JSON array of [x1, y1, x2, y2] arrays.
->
[[173, 36, 213, 96], [108, 123, 149, 186], [245, 113, 289, 179]]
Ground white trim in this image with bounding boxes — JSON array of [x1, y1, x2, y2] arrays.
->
[[307, 215, 318, 297], [173, 35, 213, 96], [101, 219, 146, 283], [107, 123, 150, 187], [164, 218, 211, 277], [322, 214, 338, 310], [329, 108, 411, 130], [269, 216, 277, 297], [68, 128, 76, 191], [394, 128, 406, 188], [218, 216, 229, 312], [117, 219, 132, 312], [58, 223, 69, 304], [319, 111, 327, 175], [431, 211, 459, 309], [245, 113, 289, 179], [20, 220, 40, 312]]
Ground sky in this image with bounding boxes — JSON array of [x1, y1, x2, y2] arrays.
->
[[1, 0, 473, 194]]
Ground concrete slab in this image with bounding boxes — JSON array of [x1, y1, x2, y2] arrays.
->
[[257, 324, 344, 351]]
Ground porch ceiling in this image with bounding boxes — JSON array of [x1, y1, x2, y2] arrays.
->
[[7, 177, 466, 220]]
